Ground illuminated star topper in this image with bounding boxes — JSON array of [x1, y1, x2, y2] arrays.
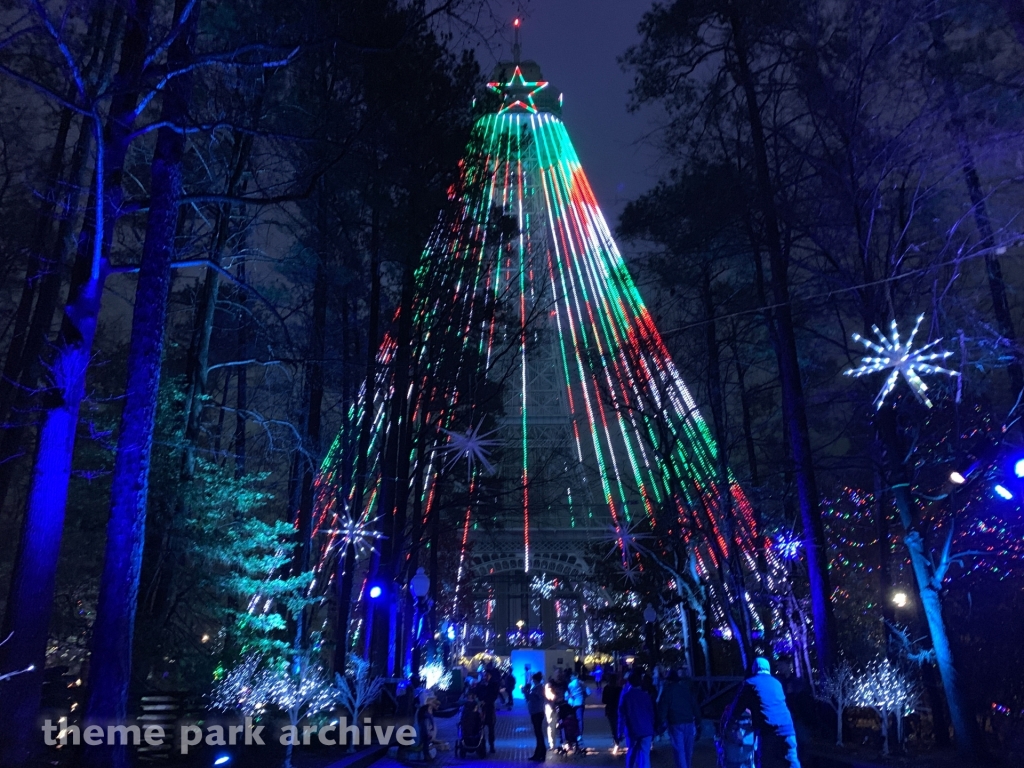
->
[[844, 314, 958, 409], [487, 65, 549, 114]]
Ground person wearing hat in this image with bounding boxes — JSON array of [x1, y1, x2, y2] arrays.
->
[[726, 657, 801, 768]]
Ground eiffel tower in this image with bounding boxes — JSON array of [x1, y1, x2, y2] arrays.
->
[[313, 27, 771, 675]]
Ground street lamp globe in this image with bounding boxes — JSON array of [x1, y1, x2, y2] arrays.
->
[[410, 567, 430, 599], [643, 603, 657, 624]]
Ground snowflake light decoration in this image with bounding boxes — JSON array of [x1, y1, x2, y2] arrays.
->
[[530, 573, 557, 599], [437, 422, 499, 481], [324, 512, 384, 558], [620, 564, 642, 585], [772, 529, 803, 561], [844, 314, 958, 409], [603, 520, 654, 564]]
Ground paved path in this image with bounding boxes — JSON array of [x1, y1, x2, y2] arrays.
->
[[380, 705, 719, 768]]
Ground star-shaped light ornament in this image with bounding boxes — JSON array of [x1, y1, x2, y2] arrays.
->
[[604, 520, 654, 566], [844, 314, 959, 409], [438, 422, 499, 481], [487, 65, 549, 114], [324, 513, 384, 558]]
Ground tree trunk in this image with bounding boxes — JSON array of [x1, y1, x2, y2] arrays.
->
[[0, 0, 113, 429], [876, 407, 978, 759], [294, 193, 329, 657], [0, 105, 74, 424], [234, 255, 248, 477], [0, 4, 120, 512], [85, 3, 194, 766], [336, 202, 382, 672], [733, 355, 759, 487], [0, 1, 151, 762], [930, 18, 1023, 397], [0, 114, 93, 513], [728, 7, 835, 670], [144, 133, 252, 631], [368, 243, 416, 675]]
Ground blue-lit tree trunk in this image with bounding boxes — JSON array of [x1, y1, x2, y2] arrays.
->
[[877, 407, 978, 758], [0, 111, 95, 512], [84, 2, 195, 766], [0, 2, 117, 510], [0, 3, 152, 763]]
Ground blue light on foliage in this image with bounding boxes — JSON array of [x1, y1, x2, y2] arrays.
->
[[214, 756, 232, 766], [1014, 459, 1024, 479], [369, 584, 383, 599], [995, 484, 1014, 501]]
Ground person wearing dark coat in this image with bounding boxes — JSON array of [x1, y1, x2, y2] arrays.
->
[[602, 674, 623, 750], [618, 669, 656, 768], [503, 670, 516, 709], [726, 657, 801, 768], [526, 672, 547, 761], [657, 668, 701, 768], [475, 669, 502, 753]]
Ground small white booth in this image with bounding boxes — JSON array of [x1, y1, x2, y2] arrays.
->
[[510, 648, 578, 700]]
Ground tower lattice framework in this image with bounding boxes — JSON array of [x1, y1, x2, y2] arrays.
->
[[312, 55, 779, 659]]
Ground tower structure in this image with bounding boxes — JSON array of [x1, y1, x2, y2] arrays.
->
[[313, 34, 774, 669]]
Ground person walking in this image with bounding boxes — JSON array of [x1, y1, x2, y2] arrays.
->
[[602, 673, 623, 752], [618, 669, 656, 768], [545, 674, 564, 751], [526, 672, 547, 761], [725, 657, 801, 768], [594, 664, 604, 691], [566, 672, 592, 736], [657, 667, 701, 768], [503, 669, 517, 709], [475, 668, 501, 753]]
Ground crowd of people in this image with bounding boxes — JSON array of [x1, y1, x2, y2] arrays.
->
[[417, 656, 800, 768]]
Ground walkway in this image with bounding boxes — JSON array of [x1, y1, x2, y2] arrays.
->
[[378, 704, 719, 768]]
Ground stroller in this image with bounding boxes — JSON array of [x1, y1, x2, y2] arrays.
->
[[716, 711, 757, 768], [556, 700, 583, 755], [455, 699, 488, 758]]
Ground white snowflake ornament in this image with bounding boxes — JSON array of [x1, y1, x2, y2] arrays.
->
[[844, 314, 958, 409]]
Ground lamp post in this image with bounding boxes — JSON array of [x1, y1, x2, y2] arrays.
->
[[643, 603, 658, 663], [410, 567, 431, 681]]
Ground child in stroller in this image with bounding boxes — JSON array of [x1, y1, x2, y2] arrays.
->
[[716, 709, 756, 768], [456, 692, 488, 758], [556, 699, 583, 755]]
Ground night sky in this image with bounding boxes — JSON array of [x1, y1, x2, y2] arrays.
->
[[479, 0, 660, 225]]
